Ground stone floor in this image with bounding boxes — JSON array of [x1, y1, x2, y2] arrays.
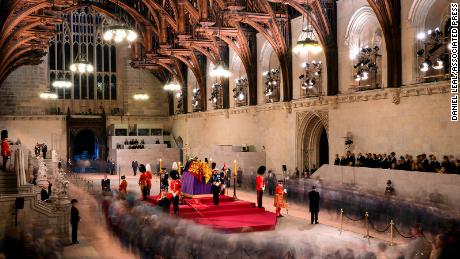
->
[[63, 173, 408, 258]]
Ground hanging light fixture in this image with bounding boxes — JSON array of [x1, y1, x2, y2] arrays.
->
[[209, 9, 231, 78], [52, 75, 72, 88], [210, 61, 231, 78], [163, 79, 181, 91], [133, 93, 149, 100], [103, 1, 138, 44], [40, 90, 58, 100], [103, 25, 138, 43], [416, 27, 448, 74], [233, 77, 248, 104], [70, 48, 93, 73], [293, 4, 322, 55], [133, 68, 149, 100], [192, 88, 201, 108]]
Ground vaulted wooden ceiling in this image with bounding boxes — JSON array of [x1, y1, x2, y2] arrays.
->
[[0, 0, 401, 111]]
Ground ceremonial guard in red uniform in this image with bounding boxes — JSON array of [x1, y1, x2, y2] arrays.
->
[[118, 175, 127, 199], [256, 166, 266, 208], [169, 170, 182, 215], [274, 180, 287, 217], [1, 130, 11, 171], [138, 164, 148, 200]]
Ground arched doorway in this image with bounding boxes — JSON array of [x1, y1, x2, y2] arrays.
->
[[296, 111, 329, 171], [319, 128, 329, 166], [73, 129, 98, 160]]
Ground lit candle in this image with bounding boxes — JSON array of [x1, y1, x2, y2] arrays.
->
[[234, 160, 237, 176], [159, 159, 162, 171], [178, 161, 181, 175]]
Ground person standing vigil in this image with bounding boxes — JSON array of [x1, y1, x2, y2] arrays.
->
[[132, 160, 138, 176], [1, 130, 11, 171], [256, 166, 266, 208], [210, 163, 221, 205], [70, 199, 80, 244], [138, 164, 148, 200], [308, 185, 320, 224], [169, 170, 182, 215]]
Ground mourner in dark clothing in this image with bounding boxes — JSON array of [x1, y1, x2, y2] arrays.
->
[[101, 174, 110, 192], [308, 186, 320, 224], [160, 168, 169, 191], [42, 144, 47, 159], [236, 167, 243, 187], [40, 187, 49, 201], [70, 199, 80, 244], [334, 154, 340, 165], [132, 160, 138, 176]]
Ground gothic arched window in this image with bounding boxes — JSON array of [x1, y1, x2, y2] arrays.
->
[[49, 7, 117, 100]]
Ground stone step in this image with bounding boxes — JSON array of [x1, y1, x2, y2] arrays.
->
[[0, 172, 18, 193]]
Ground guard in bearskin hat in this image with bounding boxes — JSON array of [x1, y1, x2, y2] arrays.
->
[[256, 166, 266, 208], [1, 130, 11, 171], [138, 164, 148, 200], [169, 170, 182, 215]]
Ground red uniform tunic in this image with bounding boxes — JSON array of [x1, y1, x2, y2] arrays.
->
[[146, 171, 153, 189], [1, 140, 11, 157], [170, 179, 182, 196], [138, 172, 148, 188], [119, 179, 127, 194], [256, 175, 265, 191], [274, 184, 286, 208]]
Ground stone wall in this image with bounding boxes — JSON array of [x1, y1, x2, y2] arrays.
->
[[172, 82, 459, 175], [0, 116, 67, 160], [314, 165, 460, 211], [111, 148, 180, 174], [0, 45, 169, 117]]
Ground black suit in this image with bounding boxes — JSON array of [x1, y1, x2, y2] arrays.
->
[[422, 159, 430, 171], [70, 206, 80, 243], [334, 158, 340, 165], [308, 190, 320, 224], [430, 161, 440, 172]]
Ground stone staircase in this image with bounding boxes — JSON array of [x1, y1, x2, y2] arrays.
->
[[0, 170, 18, 194]]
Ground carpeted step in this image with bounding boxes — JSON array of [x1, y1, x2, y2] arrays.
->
[[178, 200, 256, 213], [180, 207, 266, 219], [193, 211, 278, 232]]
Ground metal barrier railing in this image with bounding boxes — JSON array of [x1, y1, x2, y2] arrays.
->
[[339, 208, 415, 245]]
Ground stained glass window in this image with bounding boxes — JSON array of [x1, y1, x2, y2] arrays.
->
[[49, 7, 116, 100]]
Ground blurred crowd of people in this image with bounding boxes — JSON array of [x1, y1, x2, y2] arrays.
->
[[102, 194, 396, 259], [334, 151, 460, 174], [3, 219, 63, 259]]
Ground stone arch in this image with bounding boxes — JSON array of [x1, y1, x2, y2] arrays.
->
[[260, 41, 279, 72], [408, 0, 438, 27], [296, 110, 329, 171], [344, 6, 385, 88], [345, 6, 376, 50]]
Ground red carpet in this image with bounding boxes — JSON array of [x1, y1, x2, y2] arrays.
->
[[145, 195, 277, 233]]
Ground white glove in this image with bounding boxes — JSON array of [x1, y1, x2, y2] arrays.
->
[[283, 189, 287, 194], [262, 187, 265, 191], [173, 193, 176, 197]]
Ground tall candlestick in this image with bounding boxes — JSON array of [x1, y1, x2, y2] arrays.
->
[[233, 160, 237, 199], [178, 161, 181, 175], [159, 159, 162, 171], [209, 158, 212, 168]]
